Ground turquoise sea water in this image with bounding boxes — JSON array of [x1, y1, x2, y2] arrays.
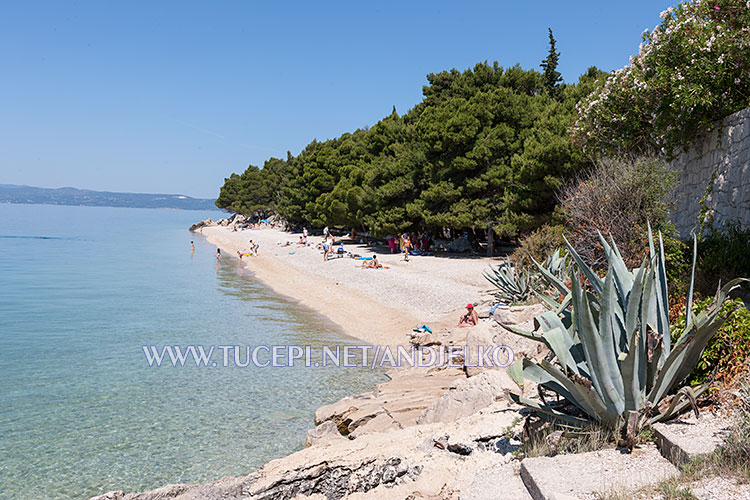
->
[[0, 203, 384, 500]]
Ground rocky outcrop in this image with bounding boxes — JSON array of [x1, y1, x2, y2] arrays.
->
[[91, 404, 524, 500], [314, 366, 466, 438], [305, 420, 348, 447], [417, 369, 516, 425], [189, 218, 214, 231]]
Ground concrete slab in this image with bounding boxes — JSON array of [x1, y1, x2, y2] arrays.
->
[[652, 412, 732, 465], [519, 445, 678, 500], [460, 462, 533, 500]]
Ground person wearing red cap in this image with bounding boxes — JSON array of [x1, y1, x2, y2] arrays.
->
[[456, 303, 478, 327]]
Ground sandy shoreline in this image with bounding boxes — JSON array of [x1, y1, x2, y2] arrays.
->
[[91, 224, 538, 500], [200, 225, 498, 348]]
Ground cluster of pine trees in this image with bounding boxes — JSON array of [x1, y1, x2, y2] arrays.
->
[[216, 34, 606, 240]]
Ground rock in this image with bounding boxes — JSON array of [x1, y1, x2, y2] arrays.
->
[[493, 304, 546, 326], [519, 444, 678, 500], [90, 407, 531, 500], [460, 463, 532, 500], [544, 430, 563, 453], [189, 218, 213, 232], [305, 420, 347, 447], [652, 411, 732, 465], [315, 367, 465, 437], [409, 330, 442, 347], [417, 370, 515, 424]]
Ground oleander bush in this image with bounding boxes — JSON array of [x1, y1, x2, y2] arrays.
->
[[572, 0, 750, 157]]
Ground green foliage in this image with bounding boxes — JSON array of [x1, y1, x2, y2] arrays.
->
[[483, 257, 530, 304], [663, 237, 692, 294], [672, 297, 750, 385], [217, 38, 609, 237], [503, 227, 749, 435], [540, 28, 563, 99], [215, 157, 289, 217], [695, 221, 750, 296], [511, 224, 566, 271], [573, 0, 750, 157]]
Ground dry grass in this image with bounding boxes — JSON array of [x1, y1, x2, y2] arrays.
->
[[521, 419, 615, 458]]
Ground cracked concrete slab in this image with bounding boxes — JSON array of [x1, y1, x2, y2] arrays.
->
[[519, 445, 678, 500], [652, 411, 732, 465]]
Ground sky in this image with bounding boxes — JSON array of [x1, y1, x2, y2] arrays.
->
[[0, 1, 674, 199]]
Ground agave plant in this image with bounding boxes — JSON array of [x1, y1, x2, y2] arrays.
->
[[503, 226, 748, 441], [484, 257, 530, 304], [543, 248, 569, 283]]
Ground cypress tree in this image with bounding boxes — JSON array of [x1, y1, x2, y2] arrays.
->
[[540, 28, 562, 98]]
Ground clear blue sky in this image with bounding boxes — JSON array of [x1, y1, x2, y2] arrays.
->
[[0, 0, 673, 198]]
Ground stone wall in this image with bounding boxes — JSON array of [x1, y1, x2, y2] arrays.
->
[[671, 106, 750, 238]]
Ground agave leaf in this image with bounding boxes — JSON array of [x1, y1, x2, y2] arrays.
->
[[532, 255, 569, 297], [648, 382, 711, 424], [507, 392, 592, 427], [532, 287, 565, 311], [572, 271, 625, 416], [507, 359, 525, 386], [685, 234, 698, 333], [563, 235, 604, 297], [620, 263, 648, 412], [596, 266, 627, 413], [598, 232, 633, 307], [647, 298, 740, 405], [655, 231, 671, 356], [494, 320, 545, 342]]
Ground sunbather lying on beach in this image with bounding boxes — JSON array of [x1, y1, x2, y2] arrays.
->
[[456, 303, 478, 327], [357, 255, 382, 269]]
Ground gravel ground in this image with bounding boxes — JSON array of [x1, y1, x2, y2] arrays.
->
[[208, 226, 498, 319]]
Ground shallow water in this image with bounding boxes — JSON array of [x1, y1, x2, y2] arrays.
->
[[0, 203, 384, 500]]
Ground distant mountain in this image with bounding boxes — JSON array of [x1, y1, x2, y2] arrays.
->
[[0, 184, 217, 211]]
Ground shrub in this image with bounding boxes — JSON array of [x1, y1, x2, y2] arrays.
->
[[572, 0, 750, 157], [558, 156, 677, 268], [695, 221, 750, 296], [663, 236, 692, 296], [672, 297, 750, 386], [511, 224, 565, 271]]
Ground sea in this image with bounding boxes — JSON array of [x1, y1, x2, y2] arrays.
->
[[0, 203, 385, 500]]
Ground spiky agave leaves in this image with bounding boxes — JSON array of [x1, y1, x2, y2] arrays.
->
[[544, 248, 569, 283], [483, 257, 530, 304], [504, 225, 748, 435]]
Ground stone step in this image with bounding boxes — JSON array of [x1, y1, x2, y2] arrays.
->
[[652, 411, 732, 465], [460, 463, 533, 500], [519, 444, 678, 500]]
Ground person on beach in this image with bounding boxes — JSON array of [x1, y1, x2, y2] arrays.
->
[[402, 233, 412, 262], [456, 304, 478, 327], [388, 236, 397, 254], [323, 226, 330, 239], [303, 227, 308, 244], [216, 248, 221, 261], [322, 239, 332, 261], [358, 255, 382, 269]]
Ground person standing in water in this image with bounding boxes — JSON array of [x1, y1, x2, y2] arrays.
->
[[191, 241, 195, 252], [216, 248, 221, 260]]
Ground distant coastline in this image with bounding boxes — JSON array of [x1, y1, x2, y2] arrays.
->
[[0, 184, 217, 211]]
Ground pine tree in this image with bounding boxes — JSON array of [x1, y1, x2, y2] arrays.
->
[[540, 28, 562, 98]]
